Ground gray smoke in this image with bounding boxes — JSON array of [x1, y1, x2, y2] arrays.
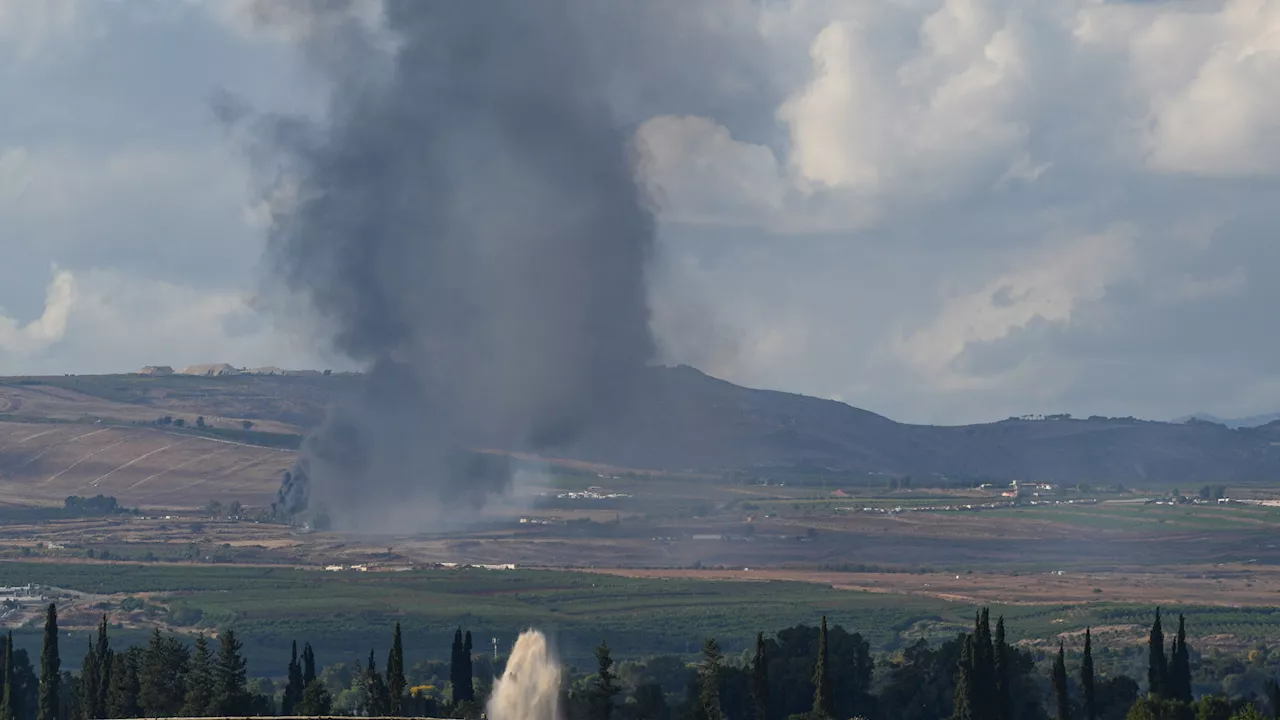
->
[[244, 1, 663, 531]]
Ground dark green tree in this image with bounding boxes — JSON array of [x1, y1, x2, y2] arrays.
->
[[462, 631, 475, 704], [995, 616, 1012, 720], [387, 625, 406, 716], [37, 604, 59, 720], [2, 634, 16, 720], [298, 678, 332, 717], [79, 616, 111, 720], [590, 641, 620, 720], [974, 610, 995, 720], [1264, 679, 1280, 720], [629, 684, 668, 720], [952, 635, 975, 720], [1082, 628, 1097, 720], [1052, 642, 1069, 720], [1149, 609, 1168, 698], [105, 649, 140, 720], [212, 630, 249, 716], [365, 649, 390, 716], [450, 629, 474, 705], [181, 635, 213, 718], [698, 638, 724, 720], [812, 616, 832, 720], [749, 632, 768, 720], [1169, 616, 1192, 704], [301, 643, 317, 687], [282, 641, 304, 716], [1197, 695, 1232, 720], [138, 629, 189, 717]]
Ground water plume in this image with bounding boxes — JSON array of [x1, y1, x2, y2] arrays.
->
[[488, 630, 562, 720]]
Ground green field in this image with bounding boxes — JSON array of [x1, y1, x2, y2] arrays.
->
[[5, 562, 1280, 679]]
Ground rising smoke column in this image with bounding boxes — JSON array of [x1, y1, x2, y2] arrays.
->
[[252, 1, 657, 531]]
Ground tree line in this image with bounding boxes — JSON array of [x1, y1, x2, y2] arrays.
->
[[1, 604, 1276, 720]]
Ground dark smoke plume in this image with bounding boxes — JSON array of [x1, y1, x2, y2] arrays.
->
[[247, 1, 659, 531]]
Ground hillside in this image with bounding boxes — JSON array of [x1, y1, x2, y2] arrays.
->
[[566, 366, 1280, 485], [4, 367, 1280, 495]]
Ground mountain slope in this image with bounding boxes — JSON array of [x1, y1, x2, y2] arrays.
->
[[566, 366, 1280, 484], [8, 367, 1280, 488]]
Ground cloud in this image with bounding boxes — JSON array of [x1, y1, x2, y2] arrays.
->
[[0, 0, 78, 59], [0, 266, 324, 375], [0, 267, 75, 355]]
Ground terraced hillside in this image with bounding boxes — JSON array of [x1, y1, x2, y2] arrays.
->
[[0, 421, 291, 508]]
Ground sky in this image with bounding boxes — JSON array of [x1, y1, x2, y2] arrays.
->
[[2, 0, 1280, 426]]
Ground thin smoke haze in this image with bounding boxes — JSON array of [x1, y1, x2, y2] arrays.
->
[[232, 1, 659, 531]]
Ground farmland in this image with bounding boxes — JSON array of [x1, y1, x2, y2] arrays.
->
[[6, 372, 1280, 675], [5, 560, 1280, 677]]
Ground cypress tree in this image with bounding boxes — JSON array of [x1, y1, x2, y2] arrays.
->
[[283, 641, 303, 716], [1081, 628, 1097, 720], [79, 640, 98, 720], [301, 643, 317, 687], [462, 631, 474, 704], [213, 630, 250, 716], [2, 634, 15, 720], [387, 624, 406, 716], [812, 616, 831, 720], [1052, 642, 1069, 720], [37, 604, 59, 720], [698, 638, 724, 720], [952, 635, 975, 720], [365, 649, 390, 716], [1170, 615, 1192, 703], [994, 616, 1012, 720], [1149, 608, 1167, 697], [749, 632, 768, 720], [975, 609, 995, 719], [182, 635, 214, 718], [105, 650, 140, 720], [590, 641, 620, 720], [93, 617, 110, 719], [450, 629, 473, 705]]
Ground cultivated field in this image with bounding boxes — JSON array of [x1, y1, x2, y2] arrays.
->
[[0, 421, 290, 507]]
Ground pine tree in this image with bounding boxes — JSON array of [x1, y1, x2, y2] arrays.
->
[[182, 635, 214, 718], [698, 638, 724, 720], [213, 630, 250, 716], [952, 635, 975, 720], [994, 616, 1012, 720], [1081, 628, 1097, 720], [1052, 642, 1070, 720], [749, 632, 769, 720], [2, 634, 16, 720], [105, 650, 140, 720], [283, 641, 304, 716], [590, 641, 620, 720], [1149, 608, 1168, 698], [138, 629, 188, 717], [812, 616, 832, 720], [387, 624, 406, 716], [301, 643, 317, 687], [37, 604, 59, 720]]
